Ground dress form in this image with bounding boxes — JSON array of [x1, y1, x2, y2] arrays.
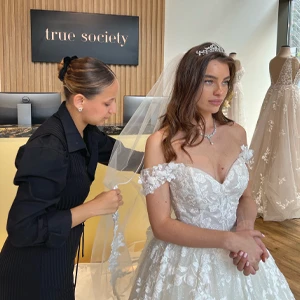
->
[[269, 46, 300, 84]]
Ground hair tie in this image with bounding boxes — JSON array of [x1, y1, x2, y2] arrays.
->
[[59, 55, 78, 81]]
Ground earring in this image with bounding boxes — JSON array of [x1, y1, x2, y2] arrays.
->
[[78, 107, 83, 112]]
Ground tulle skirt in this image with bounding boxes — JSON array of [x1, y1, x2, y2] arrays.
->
[[129, 233, 294, 300]]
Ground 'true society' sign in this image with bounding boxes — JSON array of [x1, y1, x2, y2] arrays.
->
[[30, 10, 139, 65]]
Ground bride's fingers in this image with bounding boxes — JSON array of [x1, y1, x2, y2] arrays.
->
[[243, 264, 256, 276], [250, 230, 265, 238], [233, 251, 244, 265], [229, 252, 238, 259], [254, 237, 270, 262], [236, 252, 248, 271]]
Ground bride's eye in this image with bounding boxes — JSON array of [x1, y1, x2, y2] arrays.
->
[[204, 80, 213, 85]]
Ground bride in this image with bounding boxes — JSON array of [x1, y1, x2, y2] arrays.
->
[[127, 43, 294, 299]]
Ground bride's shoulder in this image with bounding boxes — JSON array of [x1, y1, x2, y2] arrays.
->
[[224, 121, 247, 143], [147, 129, 164, 146], [146, 128, 167, 146], [144, 129, 167, 167]]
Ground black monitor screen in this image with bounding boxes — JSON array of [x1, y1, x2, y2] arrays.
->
[[123, 95, 168, 134], [0, 92, 61, 125], [123, 95, 147, 124]]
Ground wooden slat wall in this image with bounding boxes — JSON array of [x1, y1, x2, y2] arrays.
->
[[0, 0, 165, 124]]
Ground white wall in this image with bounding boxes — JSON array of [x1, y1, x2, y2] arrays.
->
[[164, 0, 279, 142]]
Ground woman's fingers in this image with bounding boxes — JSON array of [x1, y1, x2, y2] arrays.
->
[[236, 251, 248, 271], [250, 230, 265, 238]]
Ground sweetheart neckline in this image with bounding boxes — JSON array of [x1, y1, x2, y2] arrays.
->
[[172, 156, 244, 185], [141, 145, 252, 186]]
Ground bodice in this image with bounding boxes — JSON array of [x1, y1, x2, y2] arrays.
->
[[139, 146, 253, 231], [271, 57, 300, 86]]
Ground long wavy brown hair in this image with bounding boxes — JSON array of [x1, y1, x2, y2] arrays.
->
[[159, 42, 236, 163]]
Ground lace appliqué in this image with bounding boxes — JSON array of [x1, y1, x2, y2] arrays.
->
[[108, 211, 128, 293], [139, 162, 180, 195], [239, 145, 253, 163]]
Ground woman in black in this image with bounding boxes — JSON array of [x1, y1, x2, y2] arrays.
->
[[0, 56, 134, 300]]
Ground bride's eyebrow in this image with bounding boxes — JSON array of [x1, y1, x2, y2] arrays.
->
[[204, 75, 230, 80]]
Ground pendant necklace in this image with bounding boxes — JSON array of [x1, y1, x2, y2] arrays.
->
[[200, 119, 217, 145]]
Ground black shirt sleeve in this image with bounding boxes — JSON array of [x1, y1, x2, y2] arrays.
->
[[95, 128, 144, 172], [96, 130, 117, 166], [7, 134, 70, 248]]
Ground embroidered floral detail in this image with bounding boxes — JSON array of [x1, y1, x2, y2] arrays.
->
[[276, 199, 295, 209], [278, 177, 286, 185], [272, 101, 278, 111], [239, 145, 253, 163], [139, 162, 181, 195], [262, 147, 271, 164], [268, 120, 274, 132], [279, 129, 286, 136]]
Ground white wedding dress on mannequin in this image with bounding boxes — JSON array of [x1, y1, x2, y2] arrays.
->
[[250, 57, 300, 221]]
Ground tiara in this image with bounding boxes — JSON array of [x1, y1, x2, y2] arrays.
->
[[196, 44, 225, 56]]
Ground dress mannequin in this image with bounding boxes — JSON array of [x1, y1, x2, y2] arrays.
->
[[269, 45, 300, 84], [250, 45, 300, 221]]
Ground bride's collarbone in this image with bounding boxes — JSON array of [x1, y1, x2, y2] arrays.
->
[[176, 145, 240, 180]]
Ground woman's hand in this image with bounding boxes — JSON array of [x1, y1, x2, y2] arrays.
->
[[229, 226, 268, 276], [71, 189, 123, 228], [254, 236, 269, 262], [226, 230, 264, 272], [88, 189, 123, 216], [229, 250, 257, 276]]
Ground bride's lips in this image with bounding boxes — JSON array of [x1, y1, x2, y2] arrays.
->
[[208, 99, 223, 106]]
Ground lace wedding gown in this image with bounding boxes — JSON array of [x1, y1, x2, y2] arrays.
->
[[227, 67, 247, 128], [250, 57, 300, 221], [129, 146, 294, 300]]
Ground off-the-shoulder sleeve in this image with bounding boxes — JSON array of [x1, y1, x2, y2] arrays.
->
[[7, 134, 69, 248], [138, 162, 180, 195], [239, 145, 253, 164]]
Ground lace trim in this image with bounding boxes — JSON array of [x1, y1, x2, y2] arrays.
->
[[108, 212, 126, 283]]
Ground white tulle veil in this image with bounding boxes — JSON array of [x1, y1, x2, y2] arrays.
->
[[75, 53, 184, 300]]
